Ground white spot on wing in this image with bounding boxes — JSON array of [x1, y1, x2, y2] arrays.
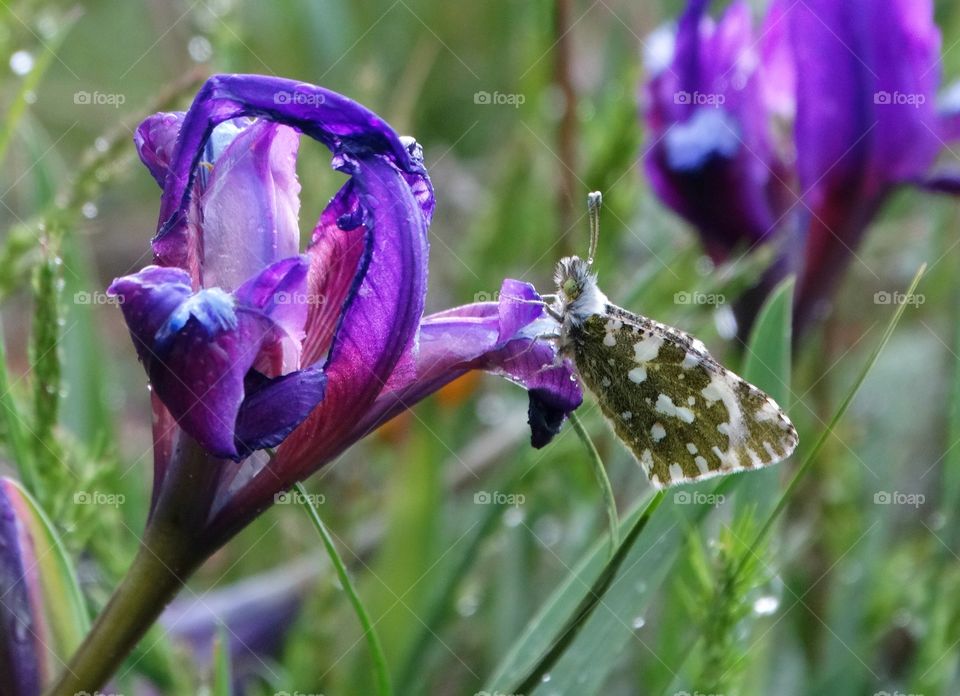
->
[[695, 456, 709, 474], [628, 366, 647, 384], [651, 422, 666, 442], [682, 352, 699, 369], [655, 394, 695, 423], [633, 335, 664, 362], [668, 463, 683, 481]]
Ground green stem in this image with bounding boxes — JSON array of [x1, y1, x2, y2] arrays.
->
[[295, 482, 392, 696], [44, 436, 219, 696], [569, 410, 620, 554]]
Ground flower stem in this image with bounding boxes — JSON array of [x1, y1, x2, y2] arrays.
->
[[44, 435, 219, 696], [295, 482, 392, 696], [569, 410, 620, 555]]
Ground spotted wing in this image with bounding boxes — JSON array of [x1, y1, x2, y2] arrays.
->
[[564, 305, 798, 488]]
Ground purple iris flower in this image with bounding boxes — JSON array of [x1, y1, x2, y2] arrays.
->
[[643, 0, 960, 331], [110, 74, 581, 547]]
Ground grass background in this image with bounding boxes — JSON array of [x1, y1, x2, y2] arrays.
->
[[2, 0, 960, 694]]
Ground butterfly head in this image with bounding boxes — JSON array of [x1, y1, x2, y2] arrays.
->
[[554, 256, 608, 323]]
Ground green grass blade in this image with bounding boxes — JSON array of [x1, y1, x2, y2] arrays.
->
[[0, 320, 36, 491], [295, 482, 392, 696], [740, 264, 925, 566], [212, 625, 232, 696], [569, 410, 620, 554], [0, 9, 81, 168]]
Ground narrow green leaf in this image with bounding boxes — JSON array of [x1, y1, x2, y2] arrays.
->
[[295, 482, 392, 696], [735, 277, 794, 516], [0, 9, 81, 168], [212, 625, 232, 696], [569, 410, 620, 554], [740, 264, 926, 566], [0, 321, 36, 492], [30, 241, 64, 489]]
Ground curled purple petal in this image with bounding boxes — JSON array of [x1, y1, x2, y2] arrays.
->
[[135, 112, 185, 188], [234, 367, 326, 458], [110, 259, 319, 461]]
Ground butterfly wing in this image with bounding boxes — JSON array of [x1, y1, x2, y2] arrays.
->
[[563, 304, 798, 487]]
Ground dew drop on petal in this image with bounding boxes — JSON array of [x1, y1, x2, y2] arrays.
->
[[9, 50, 34, 76], [631, 615, 646, 629], [540, 673, 552, 684]]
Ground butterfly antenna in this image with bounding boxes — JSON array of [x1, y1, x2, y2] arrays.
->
[[587, 191, 602, 266]]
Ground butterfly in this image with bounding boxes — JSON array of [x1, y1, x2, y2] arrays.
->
[[549, 192, 798, 488]]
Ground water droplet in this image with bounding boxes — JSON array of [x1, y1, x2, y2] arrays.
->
[[94, 137, 109, 153], [631, 615, 646, 629], [188, 35, 213, 63], [503, 507, 524, 528], [9, 50, 34, 76], [456, 593, 479, 617], [81, 202, 98, 219], [23, 90, 36, 104], [540, 672, 552, 683], [753, 595, 779, 616]]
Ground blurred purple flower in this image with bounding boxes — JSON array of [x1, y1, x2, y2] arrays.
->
[[643, 0, 960, 331], [110, 74, 581, 546]]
